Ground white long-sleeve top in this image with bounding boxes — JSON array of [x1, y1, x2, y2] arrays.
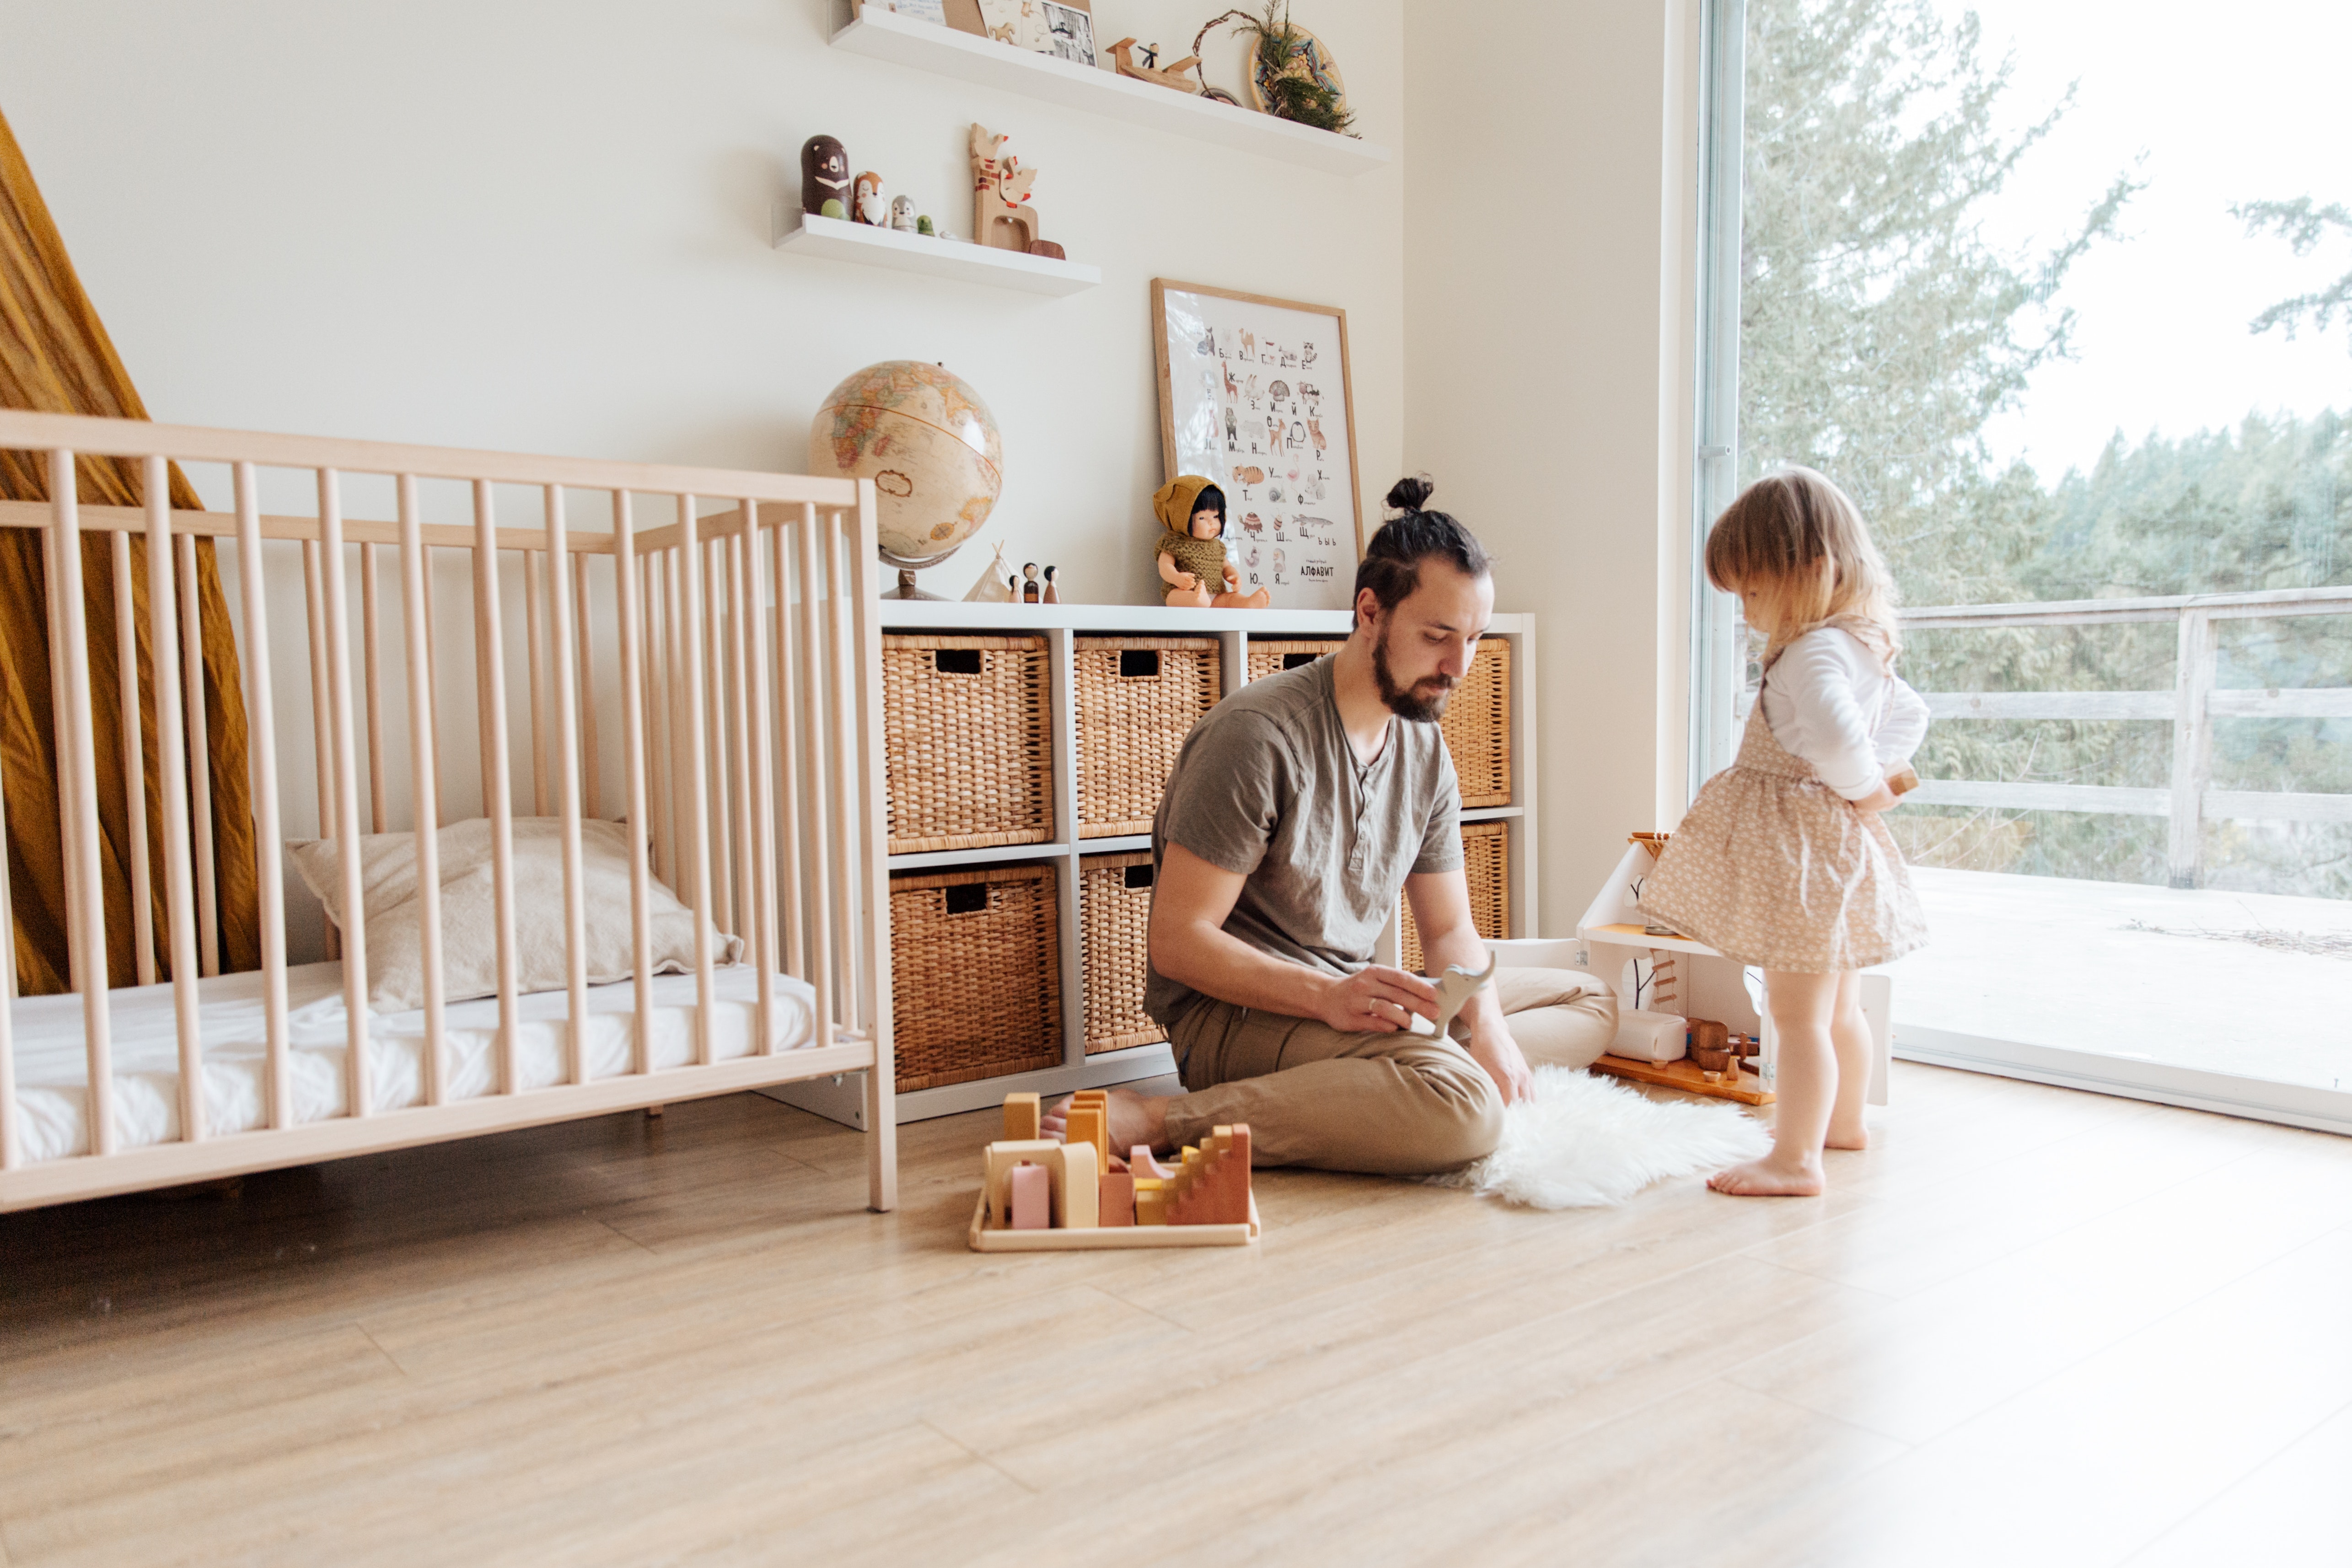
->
[[1757, 627, 1930, 800]]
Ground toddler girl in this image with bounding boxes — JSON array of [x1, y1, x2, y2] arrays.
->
[[1640, 467, 1929, 1196]]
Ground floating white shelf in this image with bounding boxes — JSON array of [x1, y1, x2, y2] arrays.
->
[[830, 6, 1394, 177], [773, 209, 1101, 296]]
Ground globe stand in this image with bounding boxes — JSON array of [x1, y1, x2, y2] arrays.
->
[[885, 568, 945, 601]]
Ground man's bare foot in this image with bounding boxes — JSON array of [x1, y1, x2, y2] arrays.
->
[[1041, 1088, 1173, 1155], [1708, 1156, 1825, 1197], [1824, 1117, 1869, 1152]]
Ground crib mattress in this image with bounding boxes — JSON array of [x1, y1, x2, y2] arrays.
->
[[8, 962, 822, 1165]]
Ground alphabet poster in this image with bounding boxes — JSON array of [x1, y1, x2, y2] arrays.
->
[[1153, 279, 1364, 610]]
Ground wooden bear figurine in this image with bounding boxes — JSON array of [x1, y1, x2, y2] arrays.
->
[[802, 135, 849, 218]]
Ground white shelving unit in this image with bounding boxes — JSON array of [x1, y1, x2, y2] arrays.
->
[[773, 208, 1102, 296], [766, 601, 1537, 1128], [829, 6, 1394, 177]]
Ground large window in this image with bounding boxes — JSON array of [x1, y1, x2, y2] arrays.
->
[[1696, 0, 2352, 1129]]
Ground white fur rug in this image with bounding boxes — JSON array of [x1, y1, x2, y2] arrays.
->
[[1425, 1066, 1773, 1208]]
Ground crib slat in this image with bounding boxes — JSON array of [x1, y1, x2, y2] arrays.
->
[[301, 538, 340, 962], [823, 513, 862, 1033], [146, 455, 205, 1143], [112, 530, 157, 988], [235, 462, 293, 1128], [666, 549, 692, 949], [50, 451, 117, 1155], [726, 532, 756, 957], [177, 532, 219, 979], [422, 542, 443, 826], [703, 536, 735, 938], [793, 503, 834, 1050], [728, 521, 773, 1053], [525, 546, 548, 818], [613, 492, 654, 1075], [843, 482, 896, 1209], [647, 552, 673, 884], [574, 551, 599, 822], [43, 526, 82, 996], [768, 513, 804, 982], [680, 498, 716, 1065], [0, 633, 21, 1170], [318, 471, 371, 1117], [361, 543, 388, 834], [547, 487, 590, 1086], [398, 476, 447, 1105], [473, 481, 521, 1085]]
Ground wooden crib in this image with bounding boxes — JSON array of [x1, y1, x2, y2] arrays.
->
[[0, 410, 896, 1213]]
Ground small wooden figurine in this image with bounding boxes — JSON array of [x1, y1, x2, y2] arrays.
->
[[1042, 565, 1061, 603], [916, 215, 936, 236], [1107, 37, 1202, 92], [970, 124, 1041, 253], [1152, 475, 1270, 609], [801, 134, 850, 218], [889, 193, 918, 231], [1428, 951, 1499, 1042], [852, 171, 888, 226], [1021, 562, 1042, 603]]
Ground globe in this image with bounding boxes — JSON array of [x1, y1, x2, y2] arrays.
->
[[807, 360, 1003, 593]]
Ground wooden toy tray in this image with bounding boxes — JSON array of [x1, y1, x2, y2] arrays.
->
[[967, 1191, 1261, 1251], [1589, 1052, 1775, 1106]]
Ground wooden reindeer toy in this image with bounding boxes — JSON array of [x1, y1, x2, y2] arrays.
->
[[969, 123, 1041, 253]]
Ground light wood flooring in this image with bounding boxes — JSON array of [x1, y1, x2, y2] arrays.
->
[[2, 1062, 2349, 1567]]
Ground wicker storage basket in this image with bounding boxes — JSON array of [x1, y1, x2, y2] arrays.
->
[[1401, 820, 1511, 974], [1246, 636, 1510, 808], [889, 863, 1064, 1091], [882, 634, 1053, 854], [1445, 638, 1513, 808], [1074, 636, 1221, 838], [1245, 638, 1342, 683], [1079, 850, 1165, 1052]]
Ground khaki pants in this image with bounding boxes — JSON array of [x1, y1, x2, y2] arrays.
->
[[1164, 967, 1618, 1176]]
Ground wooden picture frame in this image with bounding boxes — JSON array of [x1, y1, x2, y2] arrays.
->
[[1151, 278, 1364, 611]]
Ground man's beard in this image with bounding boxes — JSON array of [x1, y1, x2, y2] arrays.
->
[[1372, 623, 1456, 723]]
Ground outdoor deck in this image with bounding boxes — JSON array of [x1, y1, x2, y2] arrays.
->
[[1889, 867, 2352, 1093]]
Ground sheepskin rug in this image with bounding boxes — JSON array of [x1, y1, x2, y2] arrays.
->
[[1425, 1066, 1773, 1208]]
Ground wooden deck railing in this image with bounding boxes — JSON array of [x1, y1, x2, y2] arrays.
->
[[1897, 585, 2352, 889]]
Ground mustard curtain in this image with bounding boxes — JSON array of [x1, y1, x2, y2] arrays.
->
[[0, 104, 259, 994]]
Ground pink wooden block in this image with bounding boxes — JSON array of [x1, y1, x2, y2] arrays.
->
[[1097, 1171, 1135, 1227], [1129, 1146, 1171, 1180], [1009, 1162, 1051, 1230]]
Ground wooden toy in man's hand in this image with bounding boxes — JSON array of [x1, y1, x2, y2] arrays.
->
[[1152, 475, 1270, 609], [1421, 950, 1498, 1042], [802, 135, 850, 218]]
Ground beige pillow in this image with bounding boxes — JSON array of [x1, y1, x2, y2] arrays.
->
[[289, 817, 743, 1011]]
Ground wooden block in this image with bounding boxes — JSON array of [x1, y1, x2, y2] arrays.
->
[[1135, 1187, 1168, 1225], [1097, 1171, 1135, 1226], [1690, 1019, 1728, 1055], [1168, 1123, 1251, 1225], [1009, 1163, 1050, 1230], [984, 1139, 1060, 1227], [1052, 1142, 1099, 1229], [1003, 1092, 1042, 1142], [1064, 1106, 1108, 1175], [1130, 1145, 1170, 1179]]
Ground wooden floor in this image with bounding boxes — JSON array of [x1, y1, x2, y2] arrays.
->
[[3, 1062, 2349, 1567]]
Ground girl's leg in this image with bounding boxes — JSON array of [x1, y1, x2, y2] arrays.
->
[[1826, 970, 1872, 1151], [1709, 969, 1838, 1196]]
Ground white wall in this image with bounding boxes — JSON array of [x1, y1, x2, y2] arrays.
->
[[0, 0, 1404, 607], [1403, 0, 1700, 936]]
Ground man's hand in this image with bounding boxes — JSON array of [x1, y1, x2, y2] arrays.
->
[[1316, 965, 1438, 1034], [1464, 1011, 1535, 1105]]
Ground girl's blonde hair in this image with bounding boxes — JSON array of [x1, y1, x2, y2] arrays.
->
[[1705, 466, 1901, 666]]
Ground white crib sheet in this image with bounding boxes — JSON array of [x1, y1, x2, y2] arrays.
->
[[8, 961, 824, 1165]]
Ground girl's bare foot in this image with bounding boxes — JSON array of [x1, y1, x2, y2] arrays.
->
[[1041, 1088, 1172, 1155], [1824, 1116, 1869, 1151], [1708, 1156, 1825, 1196]]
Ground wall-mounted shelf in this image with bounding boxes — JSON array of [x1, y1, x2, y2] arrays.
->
[[774, 208, 1101, 296], [830, 6, 1394, 178]]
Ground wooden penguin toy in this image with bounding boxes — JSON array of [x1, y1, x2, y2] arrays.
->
[[802, 135, 850, 218]]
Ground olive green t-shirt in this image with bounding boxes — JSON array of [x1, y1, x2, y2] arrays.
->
[[1144, 655, 1462, 1029]]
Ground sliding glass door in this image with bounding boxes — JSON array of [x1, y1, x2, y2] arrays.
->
[[1693, 0, 2352, 1131]]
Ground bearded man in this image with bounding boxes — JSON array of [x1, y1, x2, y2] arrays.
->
[[1053, 479, 1617, 1174]]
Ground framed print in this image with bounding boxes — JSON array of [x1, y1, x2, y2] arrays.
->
[[1152, 278, 1364, 610]]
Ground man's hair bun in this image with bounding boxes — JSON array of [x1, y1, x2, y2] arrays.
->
[[1385, 475, 1435, 515]]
